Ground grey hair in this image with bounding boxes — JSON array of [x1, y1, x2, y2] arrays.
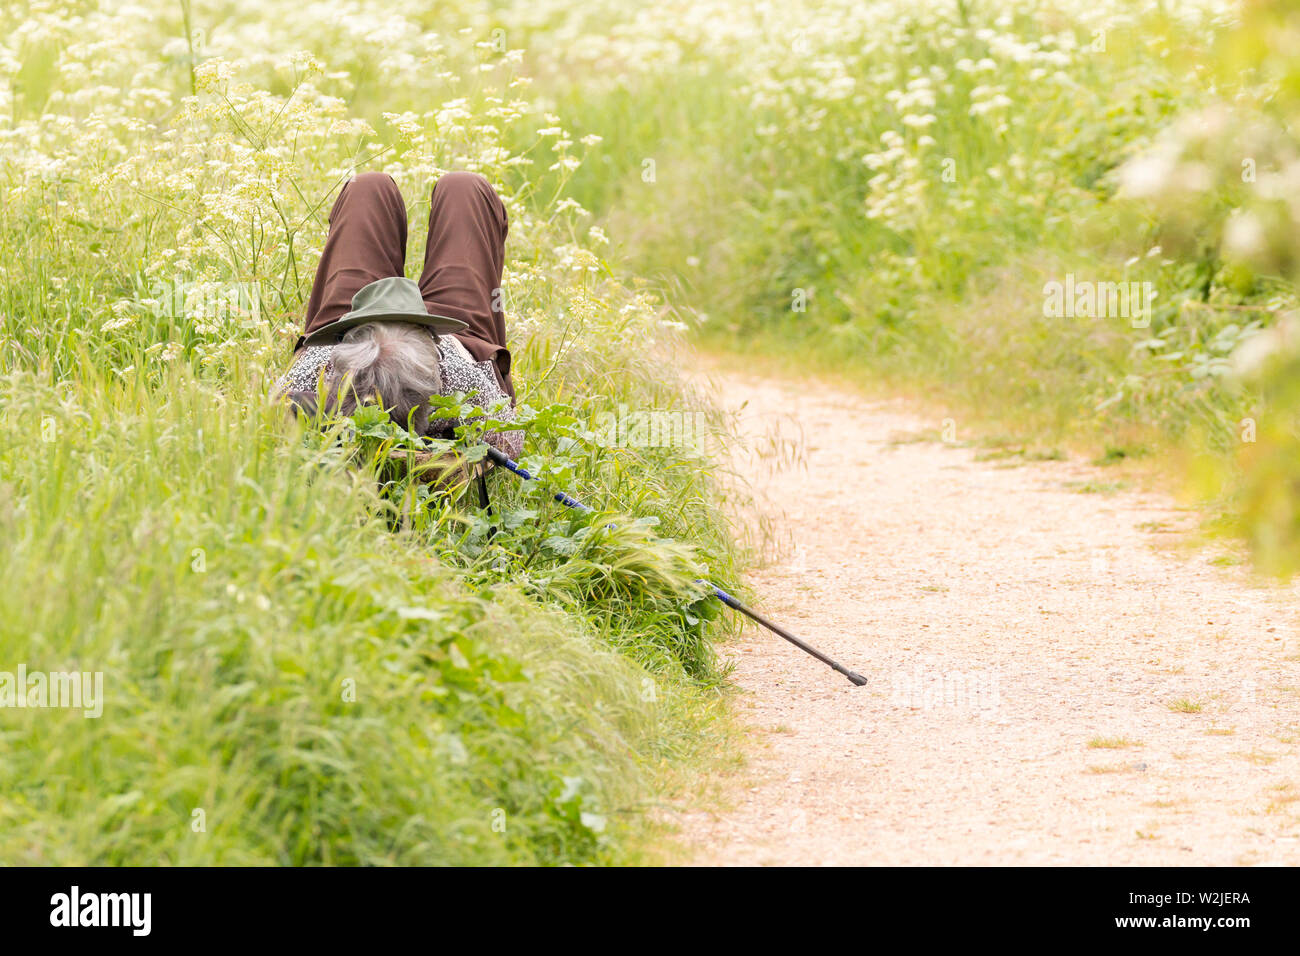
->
[[325, 322, 443, 434]]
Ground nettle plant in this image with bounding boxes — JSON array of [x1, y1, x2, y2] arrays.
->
[[302, 391, 721, 678]]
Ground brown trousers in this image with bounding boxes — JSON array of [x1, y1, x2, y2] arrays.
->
[[300, 170, 514, 399]]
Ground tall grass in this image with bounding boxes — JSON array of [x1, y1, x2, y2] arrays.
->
[[516, 0, 1300, 576], [1, 369, 664, 864], [0, 0, 743, 865], [512, 0, 1270, 457]]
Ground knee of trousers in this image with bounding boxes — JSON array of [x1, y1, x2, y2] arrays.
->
[[432, 170, 501, 205], [433, 170, 489, 191], [432, 170, 506, 227], [346, 170, 402, 198]]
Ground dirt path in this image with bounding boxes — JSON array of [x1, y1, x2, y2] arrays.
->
[[677, 367, 1300, 865]]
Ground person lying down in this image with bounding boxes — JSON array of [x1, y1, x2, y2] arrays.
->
[[274, 169, 523, 460]]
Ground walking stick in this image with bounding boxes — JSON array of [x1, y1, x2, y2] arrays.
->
[[482, 446, 868, 686]]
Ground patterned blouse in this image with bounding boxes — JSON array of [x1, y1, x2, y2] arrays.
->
[[276, 335, 523, 459]]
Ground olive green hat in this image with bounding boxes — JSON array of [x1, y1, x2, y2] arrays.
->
[[302, 276, 467, 347]]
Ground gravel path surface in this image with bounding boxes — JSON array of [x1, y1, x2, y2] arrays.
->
[[678, 368, 1300, 865]]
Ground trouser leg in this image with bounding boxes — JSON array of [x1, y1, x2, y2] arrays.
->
[[299, 171, 408, 348], [416, 171, 513, 399]]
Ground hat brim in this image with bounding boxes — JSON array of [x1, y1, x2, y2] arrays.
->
[[301, 310, 468, 347]]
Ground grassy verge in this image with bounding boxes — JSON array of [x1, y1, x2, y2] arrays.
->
[[0, 0, 747, 865], [504, 0, 1288, 532]]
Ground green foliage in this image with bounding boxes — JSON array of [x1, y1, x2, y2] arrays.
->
[[543, 1, 1264, 440], [317, 393, 725, 677], [1130, 0, 1300, 576], [512, 0, 1300, 574], [0, 0, 742, 865]]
